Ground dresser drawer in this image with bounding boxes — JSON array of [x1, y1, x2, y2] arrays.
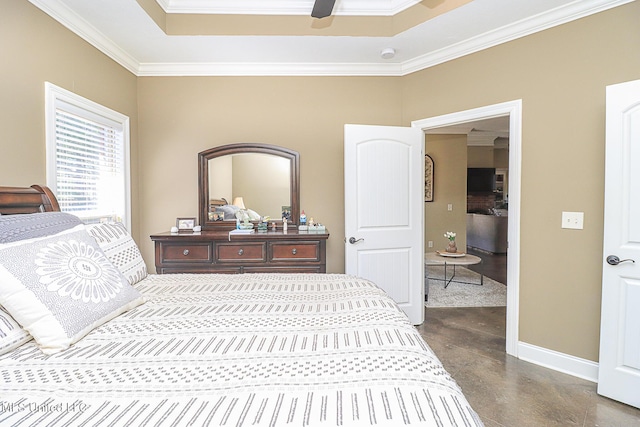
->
[[271, 242, 320, 262], [160, 243, 212, 263], [216, 242, 266, 262], [151, 230, 328, 274]]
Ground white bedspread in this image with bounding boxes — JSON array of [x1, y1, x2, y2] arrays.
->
[[0, 273, 482, 426]]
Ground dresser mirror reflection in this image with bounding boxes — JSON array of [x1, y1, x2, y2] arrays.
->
[[198, 143, 300, 230]]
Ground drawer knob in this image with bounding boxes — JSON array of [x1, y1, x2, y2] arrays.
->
[[183, 249, 190, 256], [238, 248, 244, 256], [292, 248, 297, 255]]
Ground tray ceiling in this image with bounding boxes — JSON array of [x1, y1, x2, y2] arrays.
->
[[28, 0, 631, 76]]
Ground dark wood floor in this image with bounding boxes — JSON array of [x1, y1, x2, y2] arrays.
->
[[465, 247, 507, 284]]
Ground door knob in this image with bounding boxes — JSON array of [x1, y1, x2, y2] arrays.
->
[[606, 255, 635, 266], [348, 237, 364, 244]]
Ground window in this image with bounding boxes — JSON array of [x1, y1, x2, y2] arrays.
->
[[45, 83, 131, 228]]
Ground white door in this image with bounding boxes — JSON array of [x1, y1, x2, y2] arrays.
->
[[344, 124, 424, 325], [598, 79, 640, 409]]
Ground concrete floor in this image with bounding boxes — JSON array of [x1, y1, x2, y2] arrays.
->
[[418, 306, 640, 426]]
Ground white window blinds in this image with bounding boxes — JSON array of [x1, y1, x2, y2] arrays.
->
[[45, 83, 131, 228]]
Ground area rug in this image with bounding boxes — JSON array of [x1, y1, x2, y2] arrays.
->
[[425, 265, 506, 308]]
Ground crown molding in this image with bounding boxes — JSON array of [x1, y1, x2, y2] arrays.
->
[[156, 0, 421, 16], [136, 61, 404, 77], [29, 0, 633, 77], [401, 0, 635, 76], [28, 0, 140, 76], [467, 131, 509, 147]]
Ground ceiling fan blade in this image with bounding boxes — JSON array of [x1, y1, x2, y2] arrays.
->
[[311, 0, 336, 18]]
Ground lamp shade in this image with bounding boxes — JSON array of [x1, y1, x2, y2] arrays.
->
[[232, 197, 246, 209]]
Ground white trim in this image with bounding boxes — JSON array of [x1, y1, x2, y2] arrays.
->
[[412, 99, 522, 357], [136, 62, 404, 77], [518, 342, 599, 383], [157, 0, 420, 16], [44, 82, 132, 230], [401, 0, 634, 76], [28, 0, 139, 76], [28, 0, 633, 77]]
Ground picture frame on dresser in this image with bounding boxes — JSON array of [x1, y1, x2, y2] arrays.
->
[[208, 211, 224, 221], [176, 217, 196, 230]]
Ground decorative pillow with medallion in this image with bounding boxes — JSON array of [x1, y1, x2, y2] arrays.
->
[[0, 213, 144, 354]]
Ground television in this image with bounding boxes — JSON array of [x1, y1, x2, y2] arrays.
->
[[467, 168, 495, 193]]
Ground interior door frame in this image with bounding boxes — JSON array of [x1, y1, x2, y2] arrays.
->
[[412, 99, 522, 356]]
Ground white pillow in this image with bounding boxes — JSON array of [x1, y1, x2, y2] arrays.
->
[[87, 222, 148, 286], [0, 224, 145, 354], [0, 305, 32, 355], [246, 209, 261, 220]]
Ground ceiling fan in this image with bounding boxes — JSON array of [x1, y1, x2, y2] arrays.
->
[[311, 0, 336, 18]]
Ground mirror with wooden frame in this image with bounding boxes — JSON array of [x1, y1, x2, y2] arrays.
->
[[198, 143, 300, 230]]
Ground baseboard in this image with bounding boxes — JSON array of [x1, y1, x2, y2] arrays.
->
[[517, 342, 599, 383]]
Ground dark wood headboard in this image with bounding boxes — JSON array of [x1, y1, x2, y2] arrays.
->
[[0, 185, 61, 215]]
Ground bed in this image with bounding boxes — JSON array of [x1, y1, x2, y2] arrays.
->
[[0, 185, 482, 427]]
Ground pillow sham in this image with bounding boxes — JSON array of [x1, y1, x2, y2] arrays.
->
[[0, 224, 144, 354], [87, 222, 148, 286], [0, 211, 82, 244], [215, 204, 240, 220], [0, 305, 32, 355], [246, 209, 261, 220]]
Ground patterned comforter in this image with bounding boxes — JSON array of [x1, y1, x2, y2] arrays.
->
[[0, 273, 482, 426]]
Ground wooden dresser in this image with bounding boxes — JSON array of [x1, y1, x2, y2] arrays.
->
[[150, 229, 329, 274]]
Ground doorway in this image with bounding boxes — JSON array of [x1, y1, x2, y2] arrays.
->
[[425, 117, 508, 283], [412, 100, 522, 356]]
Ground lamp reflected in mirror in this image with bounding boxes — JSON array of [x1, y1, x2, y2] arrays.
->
[[232, 197, 245, 209]]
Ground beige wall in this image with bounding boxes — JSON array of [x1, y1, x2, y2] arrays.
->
[[402, 2, 640, 361], [424, 135, 468, 250], [494, 145, 509, 169], [0, 0, 139, 230], [136, 76, 403, 273], [468, 146, 496, 167], [3, 1, 640, 365], [232, 154, 290, 219]]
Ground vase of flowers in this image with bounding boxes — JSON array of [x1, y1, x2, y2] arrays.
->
[[444, 231, 457, 253]]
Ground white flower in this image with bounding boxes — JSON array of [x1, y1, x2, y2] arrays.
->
[[444, 231, 456, 241], [35, 239, 124, 303]]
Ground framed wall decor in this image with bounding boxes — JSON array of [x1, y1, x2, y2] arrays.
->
[[176, 217, 197, 230], [425, 154, 434, 202]]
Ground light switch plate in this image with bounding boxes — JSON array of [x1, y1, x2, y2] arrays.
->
[[561, 211, 584, 229]]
